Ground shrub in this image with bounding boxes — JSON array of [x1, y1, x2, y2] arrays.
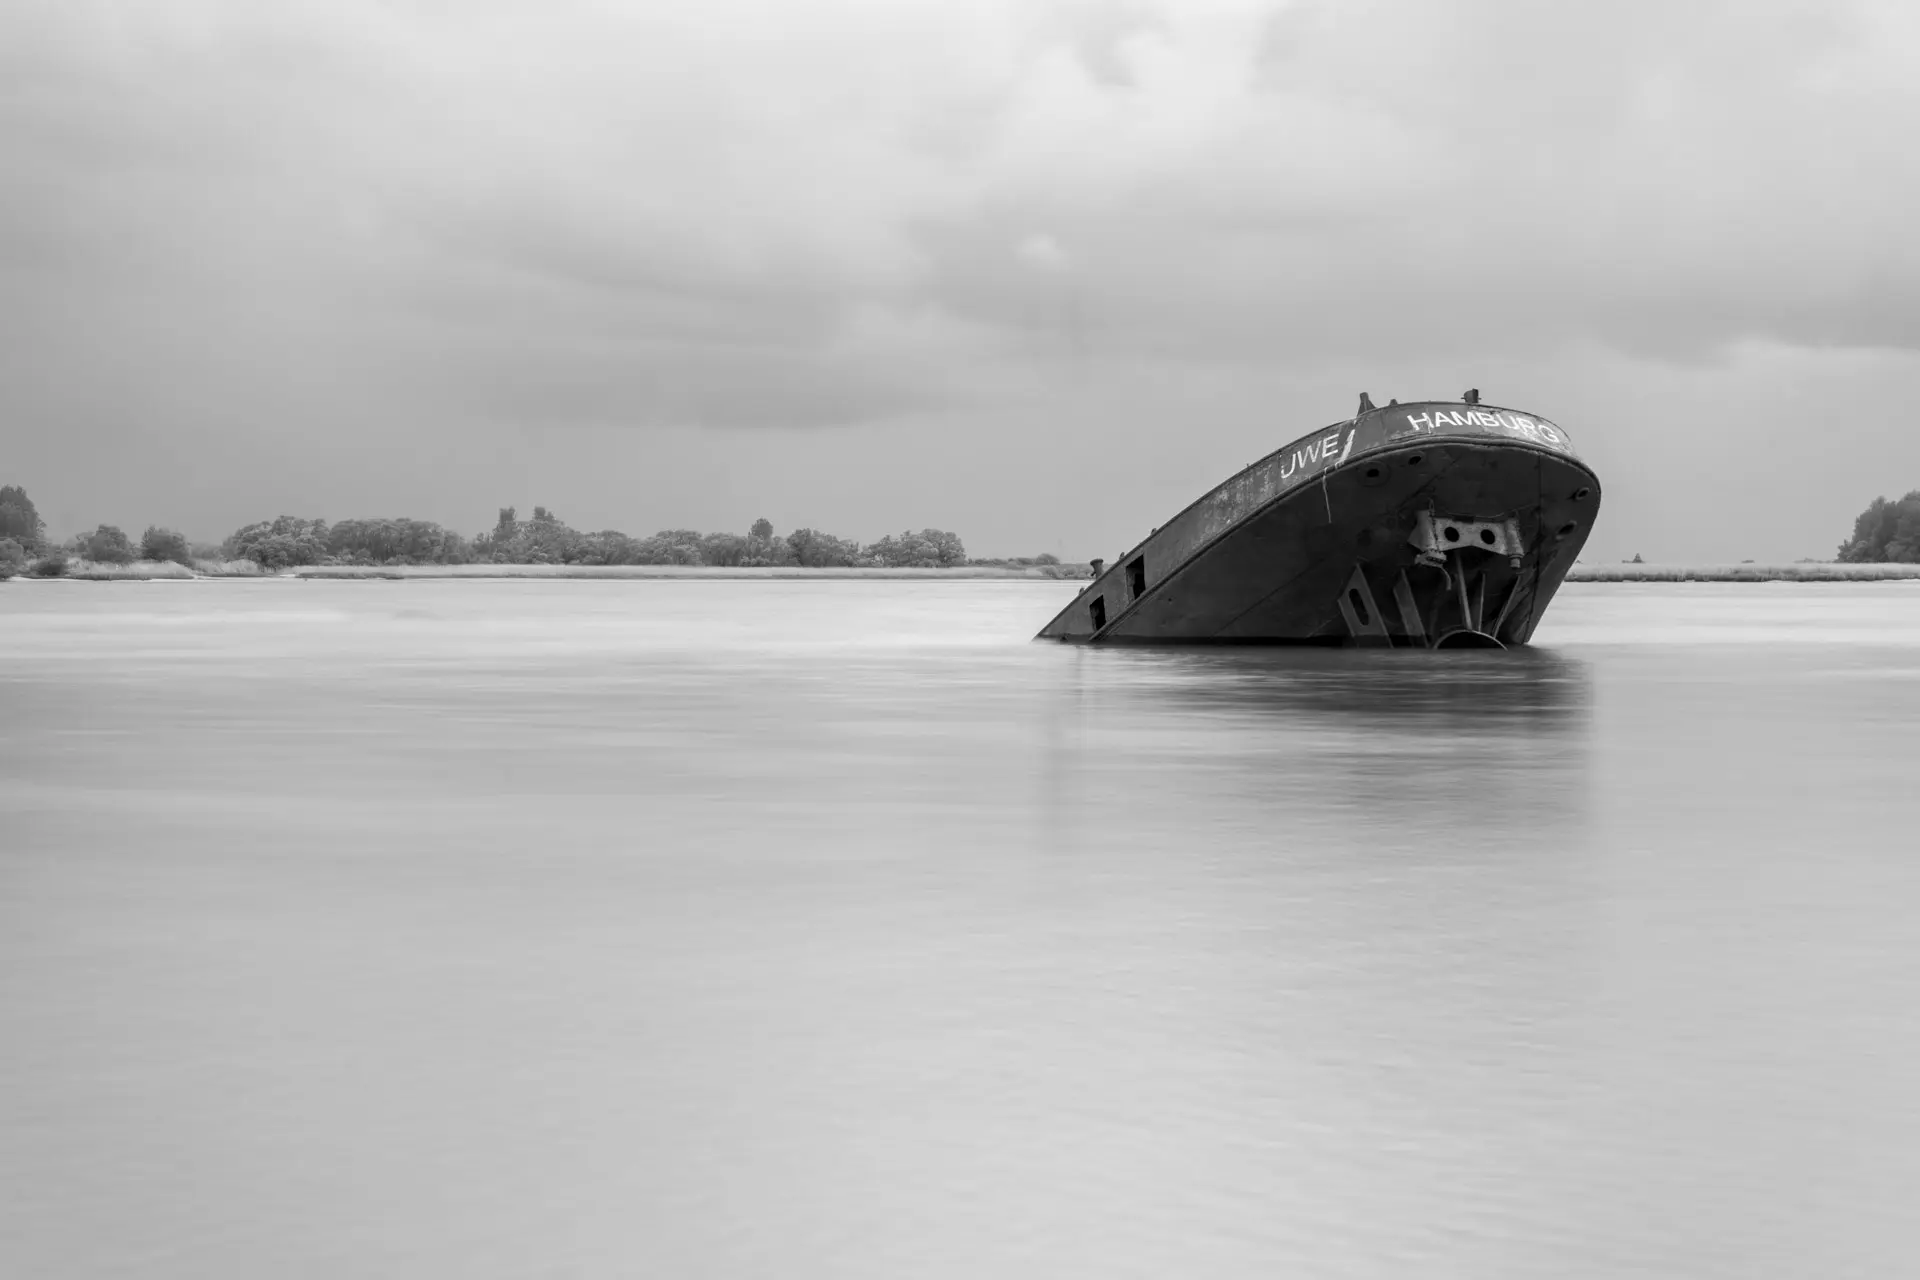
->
[[140, 526, 193, 565], [0, 537, 25, 569], [29, 552, 69, 577]]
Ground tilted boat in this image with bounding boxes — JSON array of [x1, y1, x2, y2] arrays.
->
[[1037, 394, 1600, 648]]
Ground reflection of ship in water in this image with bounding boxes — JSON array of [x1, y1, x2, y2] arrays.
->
[[1039, 393, 1602, 649], [1043, 645, 1595, 850], [1085, 646, 1593, 734]]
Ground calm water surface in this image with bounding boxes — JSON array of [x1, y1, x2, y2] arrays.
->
[[3, 580, 1918, 1278]]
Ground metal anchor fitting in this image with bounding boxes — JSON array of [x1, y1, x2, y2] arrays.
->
[[1408, 511, 1526, 569]]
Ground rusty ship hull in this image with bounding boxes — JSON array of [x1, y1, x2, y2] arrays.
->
[[1037, 400, 1601, 648]]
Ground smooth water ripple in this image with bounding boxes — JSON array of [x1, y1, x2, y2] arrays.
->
[[3, 580, 1918, 1278]]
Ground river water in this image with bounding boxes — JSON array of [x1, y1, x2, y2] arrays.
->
[[3, 579, 1917, 1278]]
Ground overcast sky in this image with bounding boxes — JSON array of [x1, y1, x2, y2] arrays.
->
[[6, 0, 1920, 560]]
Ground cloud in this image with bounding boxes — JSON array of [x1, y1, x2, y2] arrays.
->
[[1016, 233, 1070, 273], [5, 0, 1920, 560], [901, 0, 1920, 366], [8, 0, 1920, 434]]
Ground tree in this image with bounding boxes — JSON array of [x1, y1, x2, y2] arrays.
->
[[0, 485, 44, 550], [786, 527, 860, 567], [223, 516, 330, 568], [1838, 491, 1920, 563], [80, 524, 135, 564], [140, 526, 192, 565], [742, 517, 796, 566], [571, 530, 642, 565], [700, 531, 747, 566], [326, 517, 469, 564], [742, 517, 783, 566], [632, 529, 706, 564], [863, 528, 967, 568]]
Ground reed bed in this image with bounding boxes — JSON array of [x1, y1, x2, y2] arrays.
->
[[4, 558, 261, 581], [1568, 563, 1920, 582], [62, 559, 198, 580]]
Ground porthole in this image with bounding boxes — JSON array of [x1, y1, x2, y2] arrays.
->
[[1557, 521, 1578, 537], [1573, 486, 1592, 501]]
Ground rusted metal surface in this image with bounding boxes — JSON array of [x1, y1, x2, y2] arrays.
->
[[1334, 564, 1392, 646], [1037, 399, 1601, 646], [1408, 512, 1525, 565]]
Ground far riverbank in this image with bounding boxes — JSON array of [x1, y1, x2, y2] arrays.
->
[[8, 560, 1920, 584], [1566, 563, 1920, 582], [287, 563, 1092, 581]]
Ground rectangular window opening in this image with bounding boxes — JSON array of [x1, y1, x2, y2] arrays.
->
[[1126, 556, 1146, 600], [1089, 596, 1107, 631]]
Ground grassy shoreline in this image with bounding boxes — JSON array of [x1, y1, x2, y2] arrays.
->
[[1566, 563, 1920, 582], [4, 560, 1095, 582], [287, 563, 1092, 581]]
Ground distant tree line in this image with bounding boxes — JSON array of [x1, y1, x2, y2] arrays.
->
[[1838, 491, 1920, 563], [1, 484, 1009, 576], [223, 509, 973, 569]]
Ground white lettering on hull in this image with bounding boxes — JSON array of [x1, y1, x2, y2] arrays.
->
[[1402, 409, 1565, 447], [1279, 429, 1353, 481]]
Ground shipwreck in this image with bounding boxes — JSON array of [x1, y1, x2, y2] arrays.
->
[[1037, 393, 1601, 648]]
